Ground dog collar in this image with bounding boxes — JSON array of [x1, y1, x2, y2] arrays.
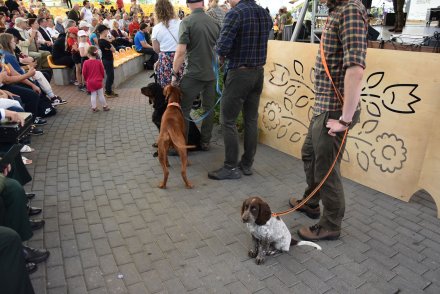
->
[[167, 102, 181, 109]]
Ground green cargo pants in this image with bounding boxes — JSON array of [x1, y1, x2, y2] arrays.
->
[[179, 76, 216, 145], [301, 110, 359, 231]]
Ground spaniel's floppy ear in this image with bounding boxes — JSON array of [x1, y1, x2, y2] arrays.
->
[[241, 198, 248, 216], [255, 198, 271, 226]]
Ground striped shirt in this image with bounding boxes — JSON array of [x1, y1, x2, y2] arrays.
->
[[216, 0, 273, 70], [313, 0, 368, 116]]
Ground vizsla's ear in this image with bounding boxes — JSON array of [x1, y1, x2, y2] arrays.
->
[[255, 198, 271, 226], [163, 85, 171, 97]]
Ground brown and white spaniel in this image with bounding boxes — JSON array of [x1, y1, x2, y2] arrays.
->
[[241, 196, 321, 264]]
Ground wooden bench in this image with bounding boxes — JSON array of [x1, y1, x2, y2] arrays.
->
[[112, 47, 147, 88], [47, 55, 73, 86]]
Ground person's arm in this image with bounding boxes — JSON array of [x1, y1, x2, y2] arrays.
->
[[152, 39, 160, 53], [171, 44, 187, 85], [140, 38, 152, 49], [326, 4, 367, 136], [2, 109, 24, 126], [216, 11, 239, 62]]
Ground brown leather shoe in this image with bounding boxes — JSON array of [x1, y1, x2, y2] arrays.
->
[[289, 197, 320, 219], [298, 224, 340, 241]]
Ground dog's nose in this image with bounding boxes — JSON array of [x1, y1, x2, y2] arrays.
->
[[241, 216, 249, 223]]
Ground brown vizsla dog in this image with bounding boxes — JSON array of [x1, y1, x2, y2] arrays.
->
[[157, 85, 193, 189]]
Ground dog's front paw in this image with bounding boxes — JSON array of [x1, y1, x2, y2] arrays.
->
[[185, 182, 193, 189], [248, 250, 257, 258], [158, 182, 166, 189], [255, 255, 265, 265]]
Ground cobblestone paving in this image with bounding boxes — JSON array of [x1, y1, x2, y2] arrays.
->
[[26, 72, 440, 294]]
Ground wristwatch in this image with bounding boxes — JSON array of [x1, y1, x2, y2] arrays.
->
[[338, 116, 352, 127]]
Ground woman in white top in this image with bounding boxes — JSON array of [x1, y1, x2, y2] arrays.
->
[[151, 0, 183, 88]]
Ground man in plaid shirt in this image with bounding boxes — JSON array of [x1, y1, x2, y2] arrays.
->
[[208, 0, 272, 180], [289, 0, 368, 241]]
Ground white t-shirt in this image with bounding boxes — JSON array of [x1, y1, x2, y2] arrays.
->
[[81, 7, 93, 23], [78, 41, 90, 57], [151, 19, 181, 52]]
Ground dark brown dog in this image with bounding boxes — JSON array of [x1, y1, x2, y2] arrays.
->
[[157, 85, 194, 189]]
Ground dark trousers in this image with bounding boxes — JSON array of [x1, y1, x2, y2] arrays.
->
[[0, 178, 33, 242], [66, 0, 72, 8], [221, 68, 264, 169], [102, 59, 114, 94], [179, 76, 216, 145], [0, 84, 39, 117], [301, 110, 359, 231], [137, 47, 158, 67], [0, 144, 32, 186], [0, 227, 35, 294]]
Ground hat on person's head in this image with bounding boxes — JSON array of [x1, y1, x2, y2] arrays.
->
[[186, 0, 203, 3], [78, 20, 91, 29], [15, 17, 28, 25], [68, 26, 79, 34], [95, 24, 109, 34], [78, 30, 87, 37]]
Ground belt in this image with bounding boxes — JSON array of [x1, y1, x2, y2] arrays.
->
[[237, 66, 263, 70]]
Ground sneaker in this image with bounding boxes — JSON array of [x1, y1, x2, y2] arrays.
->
[[110, 91, 119, 97], [33, 117, 47, 126], [298, 224, 340, 241], [208, 167, 241, 180], [200, 142, 210, 151], [78, 85, 87, 92], [238, 162, 253, 176], [51, 96, 67, 106], [289, 197, 321, 219], [105, 92, 116, 98]]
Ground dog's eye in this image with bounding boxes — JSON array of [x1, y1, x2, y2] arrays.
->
[[251, 207, 257, 211]]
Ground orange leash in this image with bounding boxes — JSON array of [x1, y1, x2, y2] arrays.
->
[[272, 20, 347, 217]]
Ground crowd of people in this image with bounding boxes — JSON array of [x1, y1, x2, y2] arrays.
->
[[1, 0, 368, 292]]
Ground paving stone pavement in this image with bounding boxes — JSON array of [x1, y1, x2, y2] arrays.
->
[[25, 72, 440, 294]]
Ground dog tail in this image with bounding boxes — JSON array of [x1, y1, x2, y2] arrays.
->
[[291, 239, 322, 250], [167, 128, 197, 150]]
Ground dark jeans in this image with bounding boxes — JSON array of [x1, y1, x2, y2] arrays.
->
[[221, 67, 264, 169], [102, 59, 114, 93], [179, 76, 216, 145], [0, 227, 35, 294], [0, 178, 33, 242], [137, 47, 158, 67], [0, 84, 39, 117], [301, 110, 360, 231]]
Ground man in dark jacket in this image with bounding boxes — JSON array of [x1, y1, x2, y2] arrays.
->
[[67, 3, 81, 24]]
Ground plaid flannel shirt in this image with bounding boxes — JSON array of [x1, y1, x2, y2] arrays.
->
[[216, 0, 273, 70], [313, 0, 368, 116]]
